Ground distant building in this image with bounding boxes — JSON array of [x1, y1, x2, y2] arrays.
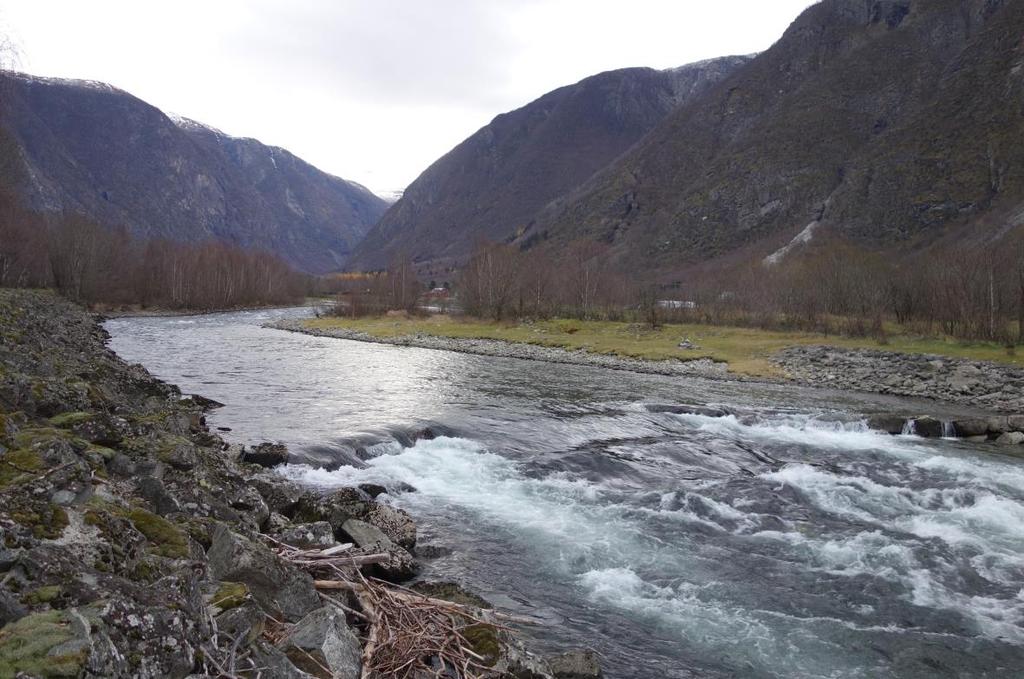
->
[[657, 300, 697, 310]]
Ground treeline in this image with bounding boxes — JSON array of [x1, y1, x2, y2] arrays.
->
[[454, 234, 1024, 344], [0, 193, 308, 310]]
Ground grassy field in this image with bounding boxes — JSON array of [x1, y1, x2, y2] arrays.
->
[[304, 315, 1022, 377]]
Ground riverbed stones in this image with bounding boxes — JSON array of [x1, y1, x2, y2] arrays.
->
[[207, 523, 320, 621], [278, 606, 361, 679], [775, 345, 1024, 414]]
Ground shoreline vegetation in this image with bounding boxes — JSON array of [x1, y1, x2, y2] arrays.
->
[[274, 314, 1024, 416], [0, 288, 590, 678]]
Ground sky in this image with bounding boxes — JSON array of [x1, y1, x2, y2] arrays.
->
[[0, 0, 813, 198]]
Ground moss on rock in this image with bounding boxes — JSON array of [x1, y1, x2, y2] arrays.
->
[[211, 581, 249, 611], [11, 504, 69, 540], [0, 610, 88, 678], [462, 623, 500, 667], [127, 508, 189, 558]]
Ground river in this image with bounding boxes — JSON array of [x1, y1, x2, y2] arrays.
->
[[104, 308, 1024, 678]]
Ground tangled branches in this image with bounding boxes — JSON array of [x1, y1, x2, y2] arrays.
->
[[269, 537, 515, 679]]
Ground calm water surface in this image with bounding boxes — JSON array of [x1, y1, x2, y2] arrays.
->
[[105, 308, 1024, 678]]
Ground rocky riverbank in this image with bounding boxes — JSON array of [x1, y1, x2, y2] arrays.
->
[[269, 319, 731, 379], [774, 345, 1024, 415], [271, 321, 1023, 425], [0, 290, 591, 678]]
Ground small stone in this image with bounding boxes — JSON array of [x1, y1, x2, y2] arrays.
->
[[995, 431, 1024, 446]]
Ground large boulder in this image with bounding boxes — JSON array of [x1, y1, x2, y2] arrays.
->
[[206, 524, 320, 622], [341, 518, 417, 582], [278, 607, 361, 679]]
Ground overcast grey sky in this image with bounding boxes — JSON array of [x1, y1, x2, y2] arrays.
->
[[0, 1, 813, 197]]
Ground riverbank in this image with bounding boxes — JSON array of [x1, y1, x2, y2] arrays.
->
[[272, 315, 1024, 416], [0, 289, 578, 678]]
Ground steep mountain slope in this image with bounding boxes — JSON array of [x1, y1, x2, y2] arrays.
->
[[529, 0, 1024, 271], [346, 56, 751, 271], [0, 73, 387, 273]]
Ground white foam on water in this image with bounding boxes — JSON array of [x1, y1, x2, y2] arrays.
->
[[668, 412, 919, 454], [760, 463, 1024, 642]]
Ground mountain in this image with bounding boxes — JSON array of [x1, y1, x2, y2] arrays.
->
[[0, 73, 387, 274], [526, 0, 1024, 273], [345, 56, 752, 271]]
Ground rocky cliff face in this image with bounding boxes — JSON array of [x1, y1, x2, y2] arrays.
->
[[529, 0, 1024, 271], [0, 73, 387, 274], [345, 56, 751, 271]]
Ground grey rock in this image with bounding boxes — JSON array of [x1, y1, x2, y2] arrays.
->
[[227, 485, 271, 529], [866, 414, 906, 435], [51, 489, 77, 506], [908, 417, 943, 438], [995, 431, 1024, 446], [137, 476, 180, 516], [0, 587, 27, 626], [251, 474, 305, 515], [294, 488, 371, 532], [250, 639, 315, 679], [645, 404, 730, 418], [951, 418, 989, 437], [240, 442, 290, 468], [363, 502, 417, 549], [548, 649, 603, 678], [278, 606, 361, 679], [207, 523, 320, 622], [341, 518, 418, 582], [277, 521, 337, 549]]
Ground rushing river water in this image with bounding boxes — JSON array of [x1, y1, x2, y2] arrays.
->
[[105, 308, 1024, 678]]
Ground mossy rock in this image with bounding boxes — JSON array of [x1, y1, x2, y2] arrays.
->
[[48, 412, 95, 428], [127, 508, 189, 558], [0, 449, 45, 487], [210, 581, 249, 611], [462, 623, 500, 667], [11, 504, 69, 540], [21, 585, 62, 606], [0, 609, 89, 678]]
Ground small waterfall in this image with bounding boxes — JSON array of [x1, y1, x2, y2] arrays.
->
[[901, 419, 917, 436], [941, 421, 957, 438]]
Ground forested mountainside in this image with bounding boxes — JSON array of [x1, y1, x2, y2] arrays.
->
[[346, 56, 751, 271], [0, 72, 387, 274]]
